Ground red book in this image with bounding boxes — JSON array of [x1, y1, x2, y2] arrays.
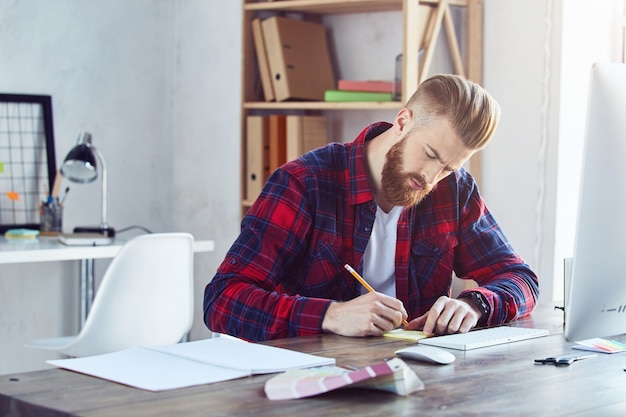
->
[[337, 79, 394, 94]]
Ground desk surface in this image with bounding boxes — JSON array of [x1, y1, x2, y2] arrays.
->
[[0, 237, 215, 264], [1, 306, 625, 417]]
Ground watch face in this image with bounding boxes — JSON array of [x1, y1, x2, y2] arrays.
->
[[474, 293, 489, 314]]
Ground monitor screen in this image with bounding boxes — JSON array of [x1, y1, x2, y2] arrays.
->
[[565, 62, 626, 342]]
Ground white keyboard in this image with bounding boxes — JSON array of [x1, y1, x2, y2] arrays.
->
[[418, 326, 549, 351]]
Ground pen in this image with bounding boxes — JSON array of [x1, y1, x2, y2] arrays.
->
[[343, 263, 410, 328], [61, 186, 70, 205]]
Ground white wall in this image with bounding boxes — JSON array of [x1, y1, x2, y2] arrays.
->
[[482, 0, 563, 303], [482, 0, 623, 304], [553, 0, 623, 301], [0, 0, 241, 374], [170, 0, 242, 341], [0, 0, 174, 374], [0, 1, 176, 231]]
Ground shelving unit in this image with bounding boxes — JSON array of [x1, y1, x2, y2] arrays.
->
[[241, 0, 483, 211]]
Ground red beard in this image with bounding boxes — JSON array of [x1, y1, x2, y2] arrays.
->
[[381, 138, 433, 207]]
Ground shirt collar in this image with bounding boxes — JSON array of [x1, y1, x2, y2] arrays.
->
[[348, 122, 392, 206]]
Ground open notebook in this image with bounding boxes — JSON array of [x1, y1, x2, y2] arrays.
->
[[47, 336, 335, 391]]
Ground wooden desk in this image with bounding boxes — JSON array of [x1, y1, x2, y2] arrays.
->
[[1, 306, 625, 416], [0, 237, 215, 327]]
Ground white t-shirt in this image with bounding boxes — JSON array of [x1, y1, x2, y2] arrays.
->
[[361, 205, 403, 297]]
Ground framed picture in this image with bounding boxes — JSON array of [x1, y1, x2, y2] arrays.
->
[[0, 93, 57, 234]]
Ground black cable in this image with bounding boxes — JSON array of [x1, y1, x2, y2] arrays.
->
[[115, 225, 153, 234]]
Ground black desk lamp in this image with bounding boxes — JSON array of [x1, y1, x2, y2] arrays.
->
[[60, 132, 115, 237]]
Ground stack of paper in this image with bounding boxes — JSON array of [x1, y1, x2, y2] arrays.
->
[[58, 233, 113, 246], [264, 357, 424, 400]]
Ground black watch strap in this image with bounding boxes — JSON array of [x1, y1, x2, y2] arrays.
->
[[462, 292, 491, 326]]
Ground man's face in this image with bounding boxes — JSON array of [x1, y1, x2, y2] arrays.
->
[[381, 117, 475, 207]]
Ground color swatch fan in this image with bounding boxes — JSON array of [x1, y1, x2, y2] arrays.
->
[[264, 358, 424, 400]]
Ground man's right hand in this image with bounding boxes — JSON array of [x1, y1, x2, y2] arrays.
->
[[321, 292, 408, 337]]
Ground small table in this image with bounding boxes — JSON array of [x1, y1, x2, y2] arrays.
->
[[0, 236, 215, 327]]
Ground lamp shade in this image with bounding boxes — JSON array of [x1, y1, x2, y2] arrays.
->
[[59, 132, 114, 237], [60, 143, 98, 183]]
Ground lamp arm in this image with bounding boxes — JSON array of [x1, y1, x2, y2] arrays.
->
[[92, 146, 109, 229]]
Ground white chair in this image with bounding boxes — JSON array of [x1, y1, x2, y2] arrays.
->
[[25, 232, 194, 357]]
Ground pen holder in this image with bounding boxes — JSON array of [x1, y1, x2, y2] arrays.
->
[[40, 201, 63, 236]]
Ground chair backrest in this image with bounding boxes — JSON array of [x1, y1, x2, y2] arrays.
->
[[62, 233, 194, 357]]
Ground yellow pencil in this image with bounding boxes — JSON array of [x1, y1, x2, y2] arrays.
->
[[343, 263, 410, 328]]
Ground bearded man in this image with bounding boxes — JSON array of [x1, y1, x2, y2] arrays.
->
[[204, 74, 538, 342]]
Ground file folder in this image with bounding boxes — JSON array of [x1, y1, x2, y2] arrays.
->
[[245, 115, 269, 202], [251, 18, 275, 102], [286, 115, 327, 162], [268, 114, 287, 173], [262, 16, 335, 102]]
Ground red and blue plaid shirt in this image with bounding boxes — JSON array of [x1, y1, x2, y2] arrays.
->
[[204, 122, 539, 341]]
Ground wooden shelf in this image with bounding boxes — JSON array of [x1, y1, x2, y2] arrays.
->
[[240, 0, 483, 213], [244, 101, 403, 111], [245, 0, 468, 14]]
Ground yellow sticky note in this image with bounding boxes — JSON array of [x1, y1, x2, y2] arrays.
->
[[383, 329, 429, 342]]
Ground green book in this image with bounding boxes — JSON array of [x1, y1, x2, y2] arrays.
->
[[324, 90, 394, 102]]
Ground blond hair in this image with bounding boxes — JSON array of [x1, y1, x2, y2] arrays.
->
[[406, 74, 501, 150]]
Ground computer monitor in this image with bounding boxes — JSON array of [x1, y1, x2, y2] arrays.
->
[[564, 62, 626, 342]]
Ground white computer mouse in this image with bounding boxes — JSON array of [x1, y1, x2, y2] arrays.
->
[[395, 345, 456, 365]]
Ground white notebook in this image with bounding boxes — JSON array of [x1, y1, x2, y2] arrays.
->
[[47, 337, 335, 391]]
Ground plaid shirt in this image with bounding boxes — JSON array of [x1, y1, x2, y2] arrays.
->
[[204, 122, 539, 341]]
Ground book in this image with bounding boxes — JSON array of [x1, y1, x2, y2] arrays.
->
[[251, 18, 275, 102], [324, 90, 394, 102], [286, 115, 327, 161], [268, 114, 287, 173], [4, 228, 39, 240], [264, 357, 424, 400], [245, 115, 270, 202], [47, 336, 335, 392], [262, 16, 335, 102], [337, 79, 395, 94]]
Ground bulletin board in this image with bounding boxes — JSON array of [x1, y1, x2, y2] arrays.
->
[[0, 94, 57, 233]]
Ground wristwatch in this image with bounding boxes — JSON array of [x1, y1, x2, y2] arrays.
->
[[461, 292, 491, 326]]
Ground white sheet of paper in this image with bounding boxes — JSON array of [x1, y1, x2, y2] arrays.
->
[[149, 337, 334, 374], [48, 346, 249, 391]]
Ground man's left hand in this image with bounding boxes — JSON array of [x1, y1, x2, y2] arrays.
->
[[407, 296, 482, 336]]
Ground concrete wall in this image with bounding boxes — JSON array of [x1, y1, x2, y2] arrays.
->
[[0, 0, 241, 374], [482, 0, 623, 303], [0, 0, 622, 374]]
